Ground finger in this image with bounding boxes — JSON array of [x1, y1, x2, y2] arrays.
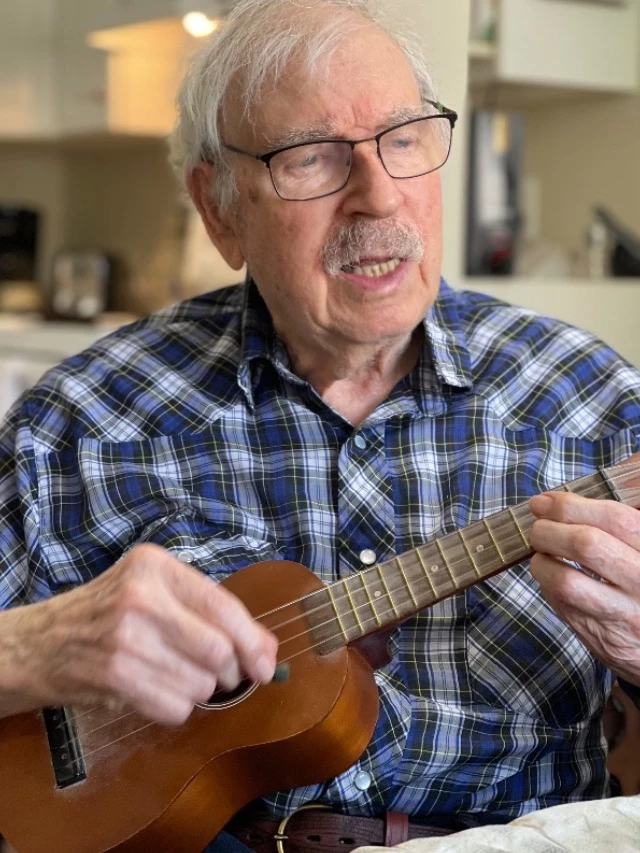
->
[[531, 552, 640, 638], [529, 515, 640, 592], [138, 585, 268, 688], [107, 613, 223, 702], [530, 491, 640, 552], [531, 551, 622, 613], [530, 553, 640, 680], [121, 546, 278, 683], [102, 645, 225, 725], [164, 562, 279, 683]]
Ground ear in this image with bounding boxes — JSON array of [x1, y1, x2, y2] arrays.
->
[[187, 163, 246, 271]]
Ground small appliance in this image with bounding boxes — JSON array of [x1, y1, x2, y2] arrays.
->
[[47, 249, 113, 321]]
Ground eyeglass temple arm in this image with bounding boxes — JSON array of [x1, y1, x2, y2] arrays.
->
[[431, 100, 458, 128]]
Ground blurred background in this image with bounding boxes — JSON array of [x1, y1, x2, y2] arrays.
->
[[0, 0, 639, 414]]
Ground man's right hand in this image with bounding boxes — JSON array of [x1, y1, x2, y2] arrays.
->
[[0, 543, 278, 725]]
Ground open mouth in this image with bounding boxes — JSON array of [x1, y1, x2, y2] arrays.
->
[[340, 257, 404, 278]]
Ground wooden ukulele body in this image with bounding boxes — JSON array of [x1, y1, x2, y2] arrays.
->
[[0, 561, 379, 853]]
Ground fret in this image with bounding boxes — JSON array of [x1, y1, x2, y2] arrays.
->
[[326, 586, 350, 643], [435, 538, 459, 588], [508, 507, 529, 549], [305, 458, 640, 651], [599, 468, 622, 502], [359, 572, 382, 628], [343, 579, 365, 633], [396, 557, 419, 608], [458, 530, 481, 578], [416, 547, 438, 597], [483, 517, 506, 563], [377, 564, 399, 618], [459, 521, 503, 578], [572, 468, 622, 503], [563, 470, 610, 502]]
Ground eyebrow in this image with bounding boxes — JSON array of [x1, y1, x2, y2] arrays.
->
[[266, 122, 341, 149], [266, 104, 430, 150]]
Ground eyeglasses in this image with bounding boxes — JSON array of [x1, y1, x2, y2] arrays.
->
[[220, 100, 458, 202]]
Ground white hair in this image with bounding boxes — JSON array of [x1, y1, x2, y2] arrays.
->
[[168, 0, 437, 210]]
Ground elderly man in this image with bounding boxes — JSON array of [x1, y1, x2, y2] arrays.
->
[[1, 0, 640, 851]]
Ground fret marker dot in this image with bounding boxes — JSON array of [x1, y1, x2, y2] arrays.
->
[[431, 565, 439, 573], [374, 591, 382, 598], [476, 545, 485, 553]]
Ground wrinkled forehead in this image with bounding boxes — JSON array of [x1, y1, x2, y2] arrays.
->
[[221, 16, 422, 149]]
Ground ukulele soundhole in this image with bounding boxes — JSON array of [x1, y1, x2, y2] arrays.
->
[[197, 678, 258, 710]]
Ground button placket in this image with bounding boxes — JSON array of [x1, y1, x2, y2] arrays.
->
[[336, 429, 395, 576]]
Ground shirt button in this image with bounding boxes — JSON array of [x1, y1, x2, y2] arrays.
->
[[359, 549, 377, 566], [177, 550, 194, 564], [354, 771, 372, 791], [354, 435, 367, 451]]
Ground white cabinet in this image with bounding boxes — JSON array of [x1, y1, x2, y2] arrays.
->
[[55, 0, 187, 136], [471, 0, 639, 94], [0, 317, 131, 421], [0, 0, 57, 138], [0, 0, 186, 140], [499, 0, 638, 92], [57, 0, 177, 36]]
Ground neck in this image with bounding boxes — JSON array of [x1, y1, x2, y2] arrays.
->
[[300, 460, 640, 654], [282, 326, 424, 425]]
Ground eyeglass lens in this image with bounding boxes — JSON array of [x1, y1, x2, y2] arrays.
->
[[269, 116, 452, 201]]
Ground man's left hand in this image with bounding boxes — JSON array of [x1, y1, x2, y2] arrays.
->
[[529, 492, 640, 687]]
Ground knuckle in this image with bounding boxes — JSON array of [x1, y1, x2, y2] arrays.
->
[[551, 491, 575, 520], [109, 611, 137, 651], [101, 652, 131, 694], [143, 695, 194, 727], [113, 574, 153, 617], [609, 501, 640, 538], [193, 675, 217, 704], [572, 527, 601, 563], [529, 553, 542, 577], [126, 542, 165, 565], [165, 699, 195, 726], [202, 631, 235, 674], [205, 584, 239, 617]]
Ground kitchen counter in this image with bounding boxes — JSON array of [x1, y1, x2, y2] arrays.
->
[[0, 312, 137, 419]]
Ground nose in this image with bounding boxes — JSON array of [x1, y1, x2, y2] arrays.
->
[[340, 141, 404, 219]]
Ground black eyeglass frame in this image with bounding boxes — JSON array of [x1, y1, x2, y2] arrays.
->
[[218, 99, 458, 201]]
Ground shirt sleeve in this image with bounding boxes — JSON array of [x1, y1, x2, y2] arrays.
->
[[0, 401, 51, 608]]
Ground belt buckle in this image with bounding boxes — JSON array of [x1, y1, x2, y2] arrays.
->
[[274, 803, 332, 853]]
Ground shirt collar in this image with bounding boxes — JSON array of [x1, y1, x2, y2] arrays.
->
[[422, 279, 473, 390], [238, 276, 473, 408]]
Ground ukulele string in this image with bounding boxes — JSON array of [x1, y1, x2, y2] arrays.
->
[[71, 505, 542, 741], [245, 470, 640, 640], [63, 467, 640, 751], [69, 469, 640, 736]]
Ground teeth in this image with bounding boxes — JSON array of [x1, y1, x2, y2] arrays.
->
[[344, 258, 402, 278]]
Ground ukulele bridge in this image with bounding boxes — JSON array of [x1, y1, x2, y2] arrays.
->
[[42, 706, 87, 789]]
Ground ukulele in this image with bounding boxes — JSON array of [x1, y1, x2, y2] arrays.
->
[[0, 456, 639, 853]]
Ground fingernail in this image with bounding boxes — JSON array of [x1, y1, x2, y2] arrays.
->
[[256, 655, 275, 683], [530, 494, 553, 515]]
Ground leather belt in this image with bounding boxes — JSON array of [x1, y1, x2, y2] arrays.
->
[[226, 803, 458, 852]]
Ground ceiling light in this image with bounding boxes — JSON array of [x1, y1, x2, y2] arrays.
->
[[182, 11, 219, 37]]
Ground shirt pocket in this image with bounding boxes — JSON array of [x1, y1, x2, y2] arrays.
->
[[37, 434, 280, 590], [131, 509, 281, 582]]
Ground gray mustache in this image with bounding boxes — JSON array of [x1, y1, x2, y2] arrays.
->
[[322, 220, 425, 275]]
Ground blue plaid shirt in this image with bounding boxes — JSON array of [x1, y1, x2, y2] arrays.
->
[[2, 280, 640, 826]]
